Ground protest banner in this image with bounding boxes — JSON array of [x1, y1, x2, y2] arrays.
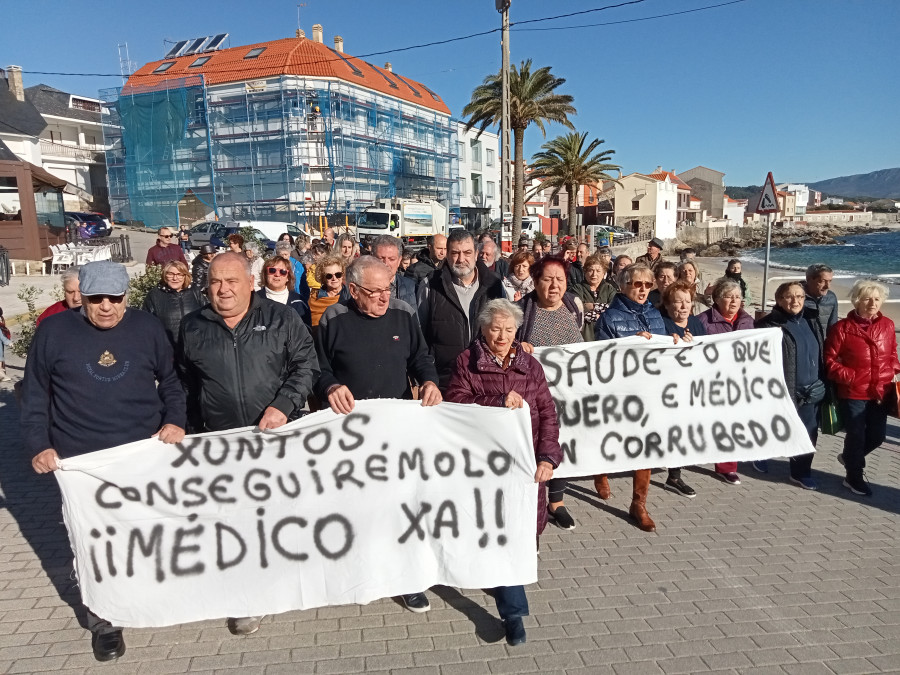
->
[[534, 329, 815, 479], [55, 400, 538, 628]]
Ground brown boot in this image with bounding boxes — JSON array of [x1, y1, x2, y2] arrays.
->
[[593, 474, 611, 500], [629, 469, 656, 532]]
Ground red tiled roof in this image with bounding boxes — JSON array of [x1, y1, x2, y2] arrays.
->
[[648, 170, 691, 191], [125, 37, 450, 115]]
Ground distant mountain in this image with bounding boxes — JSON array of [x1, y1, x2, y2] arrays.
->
[[807, 168, 900, 199]]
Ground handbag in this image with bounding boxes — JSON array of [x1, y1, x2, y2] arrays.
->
[[821, 400, 843, 435], [886, 381, 900, 419]]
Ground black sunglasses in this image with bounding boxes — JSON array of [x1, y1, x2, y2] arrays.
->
[[86, 294, 125, 304], [324, 272, 343, 280], [266, 267, 289, 277]]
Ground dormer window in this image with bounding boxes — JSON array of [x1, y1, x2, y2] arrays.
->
[[189, 56, 212, 68], [153, 61, 176, 73], [244, 48, 266, 59]]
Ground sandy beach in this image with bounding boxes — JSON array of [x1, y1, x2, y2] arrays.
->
[[689, 256, 900, 326]]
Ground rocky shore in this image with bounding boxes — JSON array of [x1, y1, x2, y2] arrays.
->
[[680, 224, 894, 258]]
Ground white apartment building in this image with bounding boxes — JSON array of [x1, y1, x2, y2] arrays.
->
[[454, 121, 500, 230], [777, 183, 809, 216]]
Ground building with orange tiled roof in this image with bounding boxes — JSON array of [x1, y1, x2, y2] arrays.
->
[[101, 28, 458, 228], [648, 167, 700, 225]]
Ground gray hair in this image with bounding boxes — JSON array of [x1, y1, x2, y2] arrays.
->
[[372, 234, 402, 257], [275, 241, 293, 253], [209, 251, 251, 276], [618, 262, 653, 288], [711, 277, 742, 302], [850, 279, 889, 306], [61, 265, 81, 286], [806, 263, 833, 280], [448, 229, 475, 247], [477, 238, 498, 262], [347, 255, 391, 287], [477, 298, 524, 330]]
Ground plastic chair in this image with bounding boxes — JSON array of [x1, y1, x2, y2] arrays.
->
[[51, 245, 74, 273]]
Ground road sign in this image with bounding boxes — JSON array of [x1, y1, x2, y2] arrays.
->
[[755, 172, 779, 214]]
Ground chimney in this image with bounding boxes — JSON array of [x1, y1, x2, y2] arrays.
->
[[312, 24, 323, 43], [334, 35, 344, 53], [656, 165, 663, 173], [384, 62, 392, 72], [6, 65, 24, 102], [296, 28, 305, 38]]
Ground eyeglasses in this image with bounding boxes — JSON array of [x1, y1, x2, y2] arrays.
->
[[159, 234, 174, 239], [86, 294, 125, 304], [266, 267, 289, 277], [355, 284, 392, 298], [324, 271, 344, 280], [629, 281, 654, 290], [165, 272, 186, 278]]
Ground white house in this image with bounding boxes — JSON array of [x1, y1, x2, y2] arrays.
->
[[609, 172, 677, 239], [723, 195, 746, 224], [454, 121, 500, 230]]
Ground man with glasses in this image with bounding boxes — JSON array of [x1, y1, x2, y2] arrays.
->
[[314, 255, 440, 614], [146, 226, 187, 267], [21, 261, 186, 662]]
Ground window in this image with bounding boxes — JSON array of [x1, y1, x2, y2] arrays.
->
[[552, 195, 560, 206], [49, 130, 61, 142], [71, 98, 101, 112], [84, 134, 98, 146], [457, 141, 465, 162], [486, 181, 495, 199], [189, 56, 212, 68], [153, 61, 176, 73], [632, 200, 640, 210], [244, 47, 266, 59], [665, 200, 670, 210], [486, 148, 495, 166], [459, 177, 466, 197]]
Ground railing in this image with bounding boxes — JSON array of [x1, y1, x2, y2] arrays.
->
[[0, 246, 10, 286], [76, 235, 134, 263], [763, 274, 900, 310], [39, 140, 104, 162]]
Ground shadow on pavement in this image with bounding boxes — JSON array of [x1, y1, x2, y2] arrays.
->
[[0, 388, 90, 630], [430, 585, 505, 643]]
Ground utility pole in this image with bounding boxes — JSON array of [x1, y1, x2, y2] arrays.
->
[[497, 0, 512, 244]]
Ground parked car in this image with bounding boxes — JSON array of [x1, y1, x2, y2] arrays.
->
[[189, 220, 289, 251], [65, 212, 112, 239]]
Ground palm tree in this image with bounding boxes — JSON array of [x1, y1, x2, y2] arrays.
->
[[463, 60, 576, 245], [529, 132, 621, 238]]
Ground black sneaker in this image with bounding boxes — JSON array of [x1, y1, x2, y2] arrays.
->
[[503, 616, 526, 646], [401, 593, 431, 613], [843, 477, 872, 496], [549, 505, 576, 530], [665, 476, 697, 498], [837, 453, 845, 467]]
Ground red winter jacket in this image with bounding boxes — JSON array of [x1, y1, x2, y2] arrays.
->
[[445, 337, 563, 536], [824, 311, 900, 401]]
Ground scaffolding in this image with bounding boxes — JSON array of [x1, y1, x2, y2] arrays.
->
[[102, 74, 459, 229]]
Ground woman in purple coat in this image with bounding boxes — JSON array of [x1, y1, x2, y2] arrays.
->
[[698, 277, 756, 485], [445, 298, 562, 647]]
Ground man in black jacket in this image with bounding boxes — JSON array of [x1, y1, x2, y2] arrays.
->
[[405, 234, 446, 283], [418, 229, 506, 389], [373, 234, 417, 311], [179, 252, 319, 636]]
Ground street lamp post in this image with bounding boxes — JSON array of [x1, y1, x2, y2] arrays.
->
[[497, 0, 512, 240]]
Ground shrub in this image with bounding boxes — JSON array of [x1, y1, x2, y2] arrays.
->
[[126, 265, 163, 309], [11, 286, 43, 358]]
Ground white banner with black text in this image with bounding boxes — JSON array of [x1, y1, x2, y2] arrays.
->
[[534, 329, 815, 479], [55, 400, 538, 628]]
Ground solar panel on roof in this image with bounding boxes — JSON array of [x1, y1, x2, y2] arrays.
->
[[392, 74, 422, 98], [164, 40, 189, 59], [182, 37, 209, 56], [327, 48, 363, 78], [418, 84, 442, 103], [204, 33, 229, 51], [365, 62, 398, 89]]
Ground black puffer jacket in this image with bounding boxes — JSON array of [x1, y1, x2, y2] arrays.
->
[[406, 251, 439, 283], [192, 256, 211, 290], [178, 293, 320, 432], [756, 306, 825, 406], [419, 261, 505, 389], [143, 283, 207, 346]]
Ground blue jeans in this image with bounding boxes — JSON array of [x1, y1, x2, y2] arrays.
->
[[839, 398, 888, 480], [790, 401, 820, 479], [493, 585, 529, 620]]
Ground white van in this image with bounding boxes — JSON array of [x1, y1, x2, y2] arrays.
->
[[231, 220, 305, 242]]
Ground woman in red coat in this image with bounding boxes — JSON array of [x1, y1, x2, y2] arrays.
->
[[825, 280, 900, 496], [445, 298, 562, 647]]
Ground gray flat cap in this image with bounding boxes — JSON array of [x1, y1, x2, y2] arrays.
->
[[79, 261, 129, 296]]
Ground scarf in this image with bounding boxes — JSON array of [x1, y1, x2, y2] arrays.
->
[[265, 287, 290, 304], [725, 270, 747, 298]]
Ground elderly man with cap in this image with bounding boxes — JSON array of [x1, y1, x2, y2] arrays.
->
[[636, 237, 665, 272], [192, 243, 216, 290], [21, 260, 186, 662], [36, 265, 82, 327]]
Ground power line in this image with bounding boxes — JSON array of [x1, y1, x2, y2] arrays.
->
[[513, 0, 749, 32], [16, 0, 745, 80]]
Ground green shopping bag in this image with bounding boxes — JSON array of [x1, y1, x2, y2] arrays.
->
[[821, 401, 843, 435]]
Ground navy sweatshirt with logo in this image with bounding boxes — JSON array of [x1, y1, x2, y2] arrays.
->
[[20, 308, 186, 458]]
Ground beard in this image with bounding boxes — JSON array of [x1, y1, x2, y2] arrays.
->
[[450, 262, 475, 279]]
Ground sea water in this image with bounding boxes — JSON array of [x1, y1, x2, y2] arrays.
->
[[744, 231, 900, 279]]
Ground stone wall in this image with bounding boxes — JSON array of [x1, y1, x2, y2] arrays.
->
[[614, 215, 655, 238]]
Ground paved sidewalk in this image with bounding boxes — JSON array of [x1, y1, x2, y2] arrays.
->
[[1, 357, 898, 674]]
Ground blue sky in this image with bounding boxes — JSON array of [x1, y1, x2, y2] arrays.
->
[[4, 0, 898, 185]]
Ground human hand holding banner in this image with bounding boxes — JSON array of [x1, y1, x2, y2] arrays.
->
[[535, 329, 815, 479], [55, 400, 538, 628]]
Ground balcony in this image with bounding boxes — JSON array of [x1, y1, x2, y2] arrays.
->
[[40, 140, 105, 163]]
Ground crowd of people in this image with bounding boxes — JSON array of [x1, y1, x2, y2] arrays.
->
[[16, 226, 900, 660]]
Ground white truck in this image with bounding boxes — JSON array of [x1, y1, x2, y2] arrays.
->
[[355, 199, 448, 245]]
